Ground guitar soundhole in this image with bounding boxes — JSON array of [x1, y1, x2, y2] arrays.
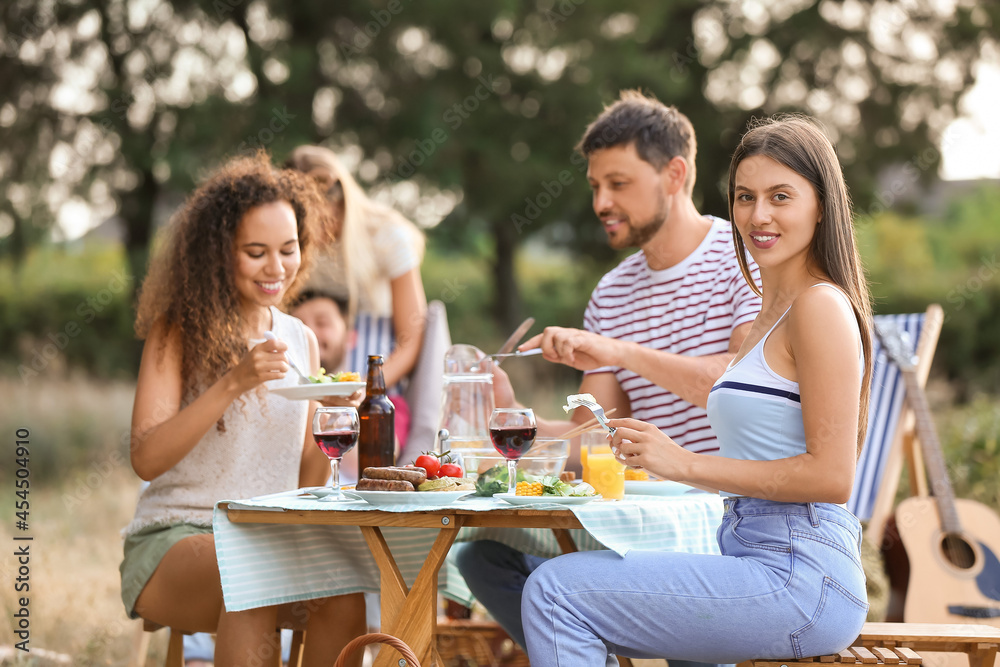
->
[[940, 533, 976, 570]]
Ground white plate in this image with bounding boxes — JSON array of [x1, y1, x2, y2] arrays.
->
[[345, 489, 473, 506], [269, 382, 366, 400], [494, 493, 600, 506], [624, 480, 694, 496]]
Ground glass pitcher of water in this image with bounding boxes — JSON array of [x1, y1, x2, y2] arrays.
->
[[438, 344, 495, 476]]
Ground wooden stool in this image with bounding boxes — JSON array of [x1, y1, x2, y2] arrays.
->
[[743, 644, 924, 667], [130, 619, 306, 667]]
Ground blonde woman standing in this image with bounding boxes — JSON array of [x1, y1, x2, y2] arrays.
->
[[285, 146, 427, 390]]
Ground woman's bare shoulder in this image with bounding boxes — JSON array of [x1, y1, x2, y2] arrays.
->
[[787, 284, 859, 354], [142, 317, 183, 370]]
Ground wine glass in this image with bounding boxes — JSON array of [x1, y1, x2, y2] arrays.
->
[[312, 407, 360, 501], [488, 408, 537, 496]]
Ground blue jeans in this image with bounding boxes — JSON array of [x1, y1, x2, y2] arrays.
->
[[454, 541, 727, 667], [183, 632, 215, 661], [522, 498, 869, 666], [182, 630, 293, 663]]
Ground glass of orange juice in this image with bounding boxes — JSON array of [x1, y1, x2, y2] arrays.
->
[[581, 431, 624, 499]]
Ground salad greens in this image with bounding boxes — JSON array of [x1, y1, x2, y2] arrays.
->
[[474, 464, 527, 496], [538, 475, 596, 497], [308, 367, 362, 384], [473, 465, 596, 497]]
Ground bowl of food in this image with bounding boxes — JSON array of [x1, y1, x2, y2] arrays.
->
[[464, 437, 569, 479]]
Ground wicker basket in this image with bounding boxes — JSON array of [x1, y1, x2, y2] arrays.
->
[[334, 632, 422, 667]]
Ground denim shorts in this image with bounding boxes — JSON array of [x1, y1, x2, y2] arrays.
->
[[522, 497, 869, 667]]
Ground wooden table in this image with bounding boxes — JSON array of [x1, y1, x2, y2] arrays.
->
[[223, 502, 586, 667]]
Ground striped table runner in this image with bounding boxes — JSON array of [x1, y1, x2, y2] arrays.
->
[[214, 492, 723, 612]]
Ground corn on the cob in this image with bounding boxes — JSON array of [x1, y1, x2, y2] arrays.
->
[[515, 480, 544, 496]]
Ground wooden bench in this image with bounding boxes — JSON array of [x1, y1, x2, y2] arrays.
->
[[739, 623, 1000, 667]]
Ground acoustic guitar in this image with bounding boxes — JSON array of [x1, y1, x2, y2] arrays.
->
[[876, 320, 1000, 629]]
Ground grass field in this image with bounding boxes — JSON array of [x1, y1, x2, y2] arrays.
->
[[0, 467, 154, 665], [0, 377, 167, 665]]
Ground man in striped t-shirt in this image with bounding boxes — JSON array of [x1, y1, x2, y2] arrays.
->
[[577, 214, 760, 454], [456, 91, 760, 664], [495, 91, 761, 452]]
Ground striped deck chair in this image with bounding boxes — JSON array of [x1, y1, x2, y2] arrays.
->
[[850, 304, 944, 547]]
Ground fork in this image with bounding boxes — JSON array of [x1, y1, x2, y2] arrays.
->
[[563, 393, 617, 436], [263, 331, 311, 384]]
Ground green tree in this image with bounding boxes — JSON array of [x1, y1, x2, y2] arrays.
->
[[3, 0, 998, 335], [255, 0, 1000, 328]]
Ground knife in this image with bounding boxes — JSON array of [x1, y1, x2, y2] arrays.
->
[[493, 317, 535, 366], [490, 348, 544, 360]]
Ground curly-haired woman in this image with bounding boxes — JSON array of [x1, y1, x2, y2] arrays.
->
[[119, 153, 365, 666]]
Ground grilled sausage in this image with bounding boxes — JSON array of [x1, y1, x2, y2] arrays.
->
[[356, 478, 415, 492], [362, 466, 427, 486]]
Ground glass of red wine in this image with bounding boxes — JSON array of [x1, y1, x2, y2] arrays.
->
[[312, 407, 360, 501], [488, 408, 537, 496]]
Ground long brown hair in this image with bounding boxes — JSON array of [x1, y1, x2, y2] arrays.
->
[[727, 116, 874, 454], [136, 152, 330, 408]]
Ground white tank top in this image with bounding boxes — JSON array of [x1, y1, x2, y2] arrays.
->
[[126, 307, 310, 533], [706, 284, 862, 497]]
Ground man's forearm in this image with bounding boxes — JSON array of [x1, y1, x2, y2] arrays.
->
[[618, 342, 735, 409], [535, 415, 576, 438]]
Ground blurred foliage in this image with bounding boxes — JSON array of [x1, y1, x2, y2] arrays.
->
[[0, 377, 134, 484], [895, 392, 1000, 511], [2, 185, 1000, 396], [422, 242, 619, 346], [0, 242, 139, 381], [858, 183, 1000, 395], [2, 0, 998, 332], [944, 394, 1000, 510]]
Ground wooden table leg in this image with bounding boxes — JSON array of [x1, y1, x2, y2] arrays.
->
[[967, 643, 998, 667], [552, 527, 578, 554], [361, 518, 465, 667]]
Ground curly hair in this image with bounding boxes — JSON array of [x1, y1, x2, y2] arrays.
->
[[135, 151, 331, 408]]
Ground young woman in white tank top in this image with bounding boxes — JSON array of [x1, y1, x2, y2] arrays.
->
[[521, 116, 875, 667]]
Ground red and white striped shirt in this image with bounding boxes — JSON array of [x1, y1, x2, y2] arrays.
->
[[583, 216, 761, 454]]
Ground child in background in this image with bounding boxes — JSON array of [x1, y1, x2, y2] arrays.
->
[[290, 290, 354, 373], [290, 288, 411, 456]]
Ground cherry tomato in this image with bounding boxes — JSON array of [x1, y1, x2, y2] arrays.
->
[[439, 463, 463, 478], [414, 454, 441, 478]]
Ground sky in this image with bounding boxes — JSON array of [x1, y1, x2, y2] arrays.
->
[[939, 61, 1000, 180]]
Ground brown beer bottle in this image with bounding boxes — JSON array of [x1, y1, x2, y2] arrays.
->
[[358, 354, 395, 470]]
